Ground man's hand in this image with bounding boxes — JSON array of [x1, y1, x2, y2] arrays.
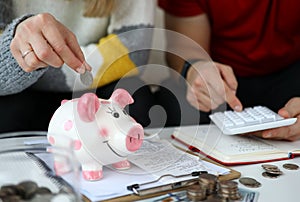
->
[[186, 61, 243, 112], [259, 98, 300, 141]]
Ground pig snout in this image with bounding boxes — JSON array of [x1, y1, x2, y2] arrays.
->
[[126, 124, 144, 152]]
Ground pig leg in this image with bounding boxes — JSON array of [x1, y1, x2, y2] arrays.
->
[[112, 159, 131, 170], [81, 162, 103, 181], [53, 156, 72, 176], [47, 142, 72, 176]]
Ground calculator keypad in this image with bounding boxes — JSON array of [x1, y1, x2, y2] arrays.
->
[[209, 106, 297, 135]]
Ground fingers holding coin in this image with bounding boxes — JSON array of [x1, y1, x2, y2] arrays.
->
[[80, 69, 94, 86], [10, 13, 86, 74]]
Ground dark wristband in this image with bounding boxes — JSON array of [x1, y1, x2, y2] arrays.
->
[[181, 59, 205, 78]]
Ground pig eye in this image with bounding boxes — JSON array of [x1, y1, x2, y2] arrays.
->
[[113, 112, 120, 118], [122, 109, 127, 115]]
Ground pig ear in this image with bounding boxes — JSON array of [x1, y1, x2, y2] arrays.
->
[[61, 99, 68, 105], [110, 89, 134, 109], [77, 93, 100, 122]]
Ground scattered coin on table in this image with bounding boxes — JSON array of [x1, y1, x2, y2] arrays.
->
[[239, 177, 261, 188], [282, 163, 299, 170], [262, 171, 281, 179], [261, 163, 283, 178], [261, 164, 278, 170]]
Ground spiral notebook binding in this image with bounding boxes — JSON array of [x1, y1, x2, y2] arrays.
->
[[26, 152, 76, 195]]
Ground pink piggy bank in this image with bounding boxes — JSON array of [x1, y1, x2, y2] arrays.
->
[[47, 89, 144, 181]]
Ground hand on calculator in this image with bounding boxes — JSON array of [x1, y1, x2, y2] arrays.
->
[[257, 98, 300, 141], [209, 106, 297, 136]]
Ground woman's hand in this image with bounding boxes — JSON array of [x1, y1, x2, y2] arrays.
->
[[186, 61, 243, 112], [10, 13, 91, 73], [258, 97, 300, 141]]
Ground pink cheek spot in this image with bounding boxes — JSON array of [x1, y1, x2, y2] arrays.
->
[[48, 136, 55, 145], [64, 120, 73, 131], [99, 127, 109, 138], [73, 140, 82, 150]]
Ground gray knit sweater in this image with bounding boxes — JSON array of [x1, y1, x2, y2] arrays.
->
[[0, 0, 154, 96]]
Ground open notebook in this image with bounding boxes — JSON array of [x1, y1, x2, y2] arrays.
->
[[171, 125, 300, 166]]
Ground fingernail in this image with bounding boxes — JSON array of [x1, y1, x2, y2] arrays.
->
[[84, 62, 92, 71], [76, 65, 85, 74], [234, 105, 242, 111]]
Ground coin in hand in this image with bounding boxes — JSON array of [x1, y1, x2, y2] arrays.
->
[[282, 163, 299, 170], [80, 71, 93, 86]]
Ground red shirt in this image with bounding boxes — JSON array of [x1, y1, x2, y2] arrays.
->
[[159, 0, 300, 77]]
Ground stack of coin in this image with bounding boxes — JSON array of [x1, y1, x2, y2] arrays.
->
[[261, 164, 283, 178], [217, 180, 241, 201], [186, 184, 207, 201], [239, 177, 261, 188], [198, 173, 218, 195]]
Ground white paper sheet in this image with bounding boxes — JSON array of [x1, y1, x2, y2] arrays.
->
[[79, 139, 230, 201], [24, 137, 230, 202]]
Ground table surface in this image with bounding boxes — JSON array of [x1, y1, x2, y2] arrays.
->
[[151, 126, 300, 202], [231, 159, 300, 202], [1, 129, 299, 202]]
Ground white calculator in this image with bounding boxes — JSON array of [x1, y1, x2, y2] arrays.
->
[[209, 106, 297, 135]]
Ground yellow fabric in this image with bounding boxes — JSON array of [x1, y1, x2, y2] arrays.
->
[[91, 34, 138, 88]]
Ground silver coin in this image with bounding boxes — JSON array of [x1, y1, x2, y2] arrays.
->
[[80, 71, 93, 86], [265, 169, 283, 175], [282, 163, 299, 170], [264, 167, 281, 172], [262, 164, 278, 170], [239, 177, 261, 188], [262, 171, 279, 179]]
